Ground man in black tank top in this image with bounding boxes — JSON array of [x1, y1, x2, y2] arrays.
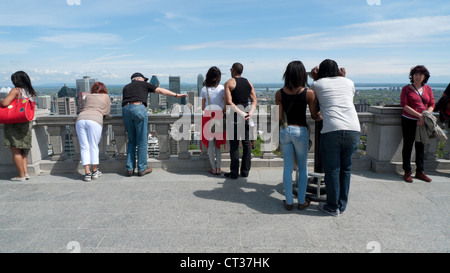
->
[[224, 63, 257, 179]]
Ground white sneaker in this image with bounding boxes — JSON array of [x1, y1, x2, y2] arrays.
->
[[11, 177, 26, 182], [84, 173, 92, 182], [91, 170, 102, 180]]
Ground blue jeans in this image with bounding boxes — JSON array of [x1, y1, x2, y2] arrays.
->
[[280, 126, 309, 205], [122, 103, 148, 173], [320, 130, 360, 212]]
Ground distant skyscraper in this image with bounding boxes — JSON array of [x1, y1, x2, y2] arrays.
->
[[76, 76, 97, 93], [150, 93, 160, 110], [149, 75, 161, 110], [187, 91, 195, 106], [150, 75, 160, 87], [57, 97, 76, 115], [109, 103, 122, 115], [58, 84, 76, 98], [197, 74, 204, 97], [37, 96, 51, 109], [76, 76, 97, 114], [168, 76, 181, 109], [187, 91, 202, 113]]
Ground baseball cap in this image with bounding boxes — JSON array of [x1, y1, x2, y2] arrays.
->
[[131, 72, 149, 82]]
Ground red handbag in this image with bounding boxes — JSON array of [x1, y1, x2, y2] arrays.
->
[[0, 97, 35, 124]]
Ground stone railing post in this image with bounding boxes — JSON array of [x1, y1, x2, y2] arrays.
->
[[47, 125, 65, 161], [153, 115, 173, 160], [258, 106, 277, 159], [366, 106, 403, 172], [108, 118, 127, 159]]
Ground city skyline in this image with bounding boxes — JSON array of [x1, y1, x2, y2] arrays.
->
[[0, 0, 449, 86]]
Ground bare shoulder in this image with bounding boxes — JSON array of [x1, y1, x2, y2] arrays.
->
[[225, 78, 236, 85], [306, 88, 315, 95], [224, 78, 236, 90], [10, 87, 20, 95], [275, 89, 282, 103], [306, 88, 316, 100]]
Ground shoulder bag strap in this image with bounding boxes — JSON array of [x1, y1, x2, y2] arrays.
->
[[206, 87, 212, 112], [410, 84, 426, 106]]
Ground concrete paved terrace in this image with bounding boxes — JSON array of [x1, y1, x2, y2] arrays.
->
[[0, 167, 448, 253]]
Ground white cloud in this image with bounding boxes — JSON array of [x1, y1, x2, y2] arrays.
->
[[154, 12, 202, 32], [176, 15, 450, 51], [0, 87, 12, 93], [0, 41, 34, 55], [36, 32, 122, 48]]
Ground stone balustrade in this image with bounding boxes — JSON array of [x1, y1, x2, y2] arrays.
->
[[0, 106, 449, 176]]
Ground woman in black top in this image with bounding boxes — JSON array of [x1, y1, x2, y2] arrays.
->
[[275, 61, 321, 210]]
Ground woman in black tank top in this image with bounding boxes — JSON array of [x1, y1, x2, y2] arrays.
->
[[275, 61, 322, 210]]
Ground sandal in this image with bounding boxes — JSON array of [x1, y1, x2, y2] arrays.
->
[[283, 200, 293, 211], [298, 199, 311, 210], [208, 169, 216, 175], [215, 168, 221, 175]]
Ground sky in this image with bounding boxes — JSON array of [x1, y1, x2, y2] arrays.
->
[[0, 0, 449, 87]]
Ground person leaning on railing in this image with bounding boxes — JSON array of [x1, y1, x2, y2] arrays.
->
[[275, 60, 322, 211], [121, 72, 187, 177], [75, 82, 111, 182], [310, 59, 361, 217]]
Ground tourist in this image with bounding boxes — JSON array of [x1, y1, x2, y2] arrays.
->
[[310, 59, 361, 216], [0, 71, 36, 181], [275, 61, 322, 211], [400, 65, 435, 183], [433, 83, 450, 126], [224, 63, 257, 179], [122, 72, 187, 177], [201, 66, 226, 175], [75, 82, 111, 182]]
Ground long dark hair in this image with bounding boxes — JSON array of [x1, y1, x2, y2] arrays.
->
[[11, 71, 36, 97], [203, 66, 221, 87], [318, 59, 341, 79], [283, 61, 307, 90]]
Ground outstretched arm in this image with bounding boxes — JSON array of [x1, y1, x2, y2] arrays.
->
[[155, 87, 187, 98]]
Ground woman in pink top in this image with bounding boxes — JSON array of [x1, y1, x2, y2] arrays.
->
[[400, 65, 435, 183], [75, 82, 111, 182]]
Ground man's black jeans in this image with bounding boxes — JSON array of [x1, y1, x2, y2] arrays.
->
[[229, 121, 251, 177]]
